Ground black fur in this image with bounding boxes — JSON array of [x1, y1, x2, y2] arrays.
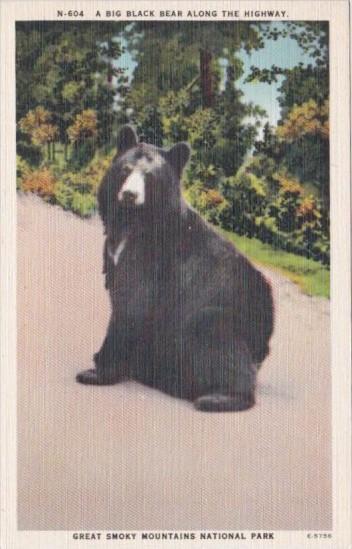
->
[[76, 126, 274, 412]]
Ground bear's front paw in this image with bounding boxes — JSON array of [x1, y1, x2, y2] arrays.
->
[[194, 392, 255, 412], [76, 368, 121, 386]]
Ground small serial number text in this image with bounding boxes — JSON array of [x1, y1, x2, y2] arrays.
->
[[307, 533, 332, 539], [57, 10, 84, 17]]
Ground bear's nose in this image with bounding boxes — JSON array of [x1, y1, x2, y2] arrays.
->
[[121, 190, 138, 203]]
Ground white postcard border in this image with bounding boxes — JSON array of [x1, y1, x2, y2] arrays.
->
[[1, 2, 350, 548]]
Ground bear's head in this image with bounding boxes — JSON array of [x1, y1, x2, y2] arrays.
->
[[98, 125, 190, 230]]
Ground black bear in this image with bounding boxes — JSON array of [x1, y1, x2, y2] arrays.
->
[[76, 126, 274, 412]]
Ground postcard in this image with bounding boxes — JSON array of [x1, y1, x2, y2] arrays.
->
[[1, 1, 350, 548]]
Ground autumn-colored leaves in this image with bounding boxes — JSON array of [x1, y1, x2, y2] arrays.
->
[[277, 99, 329, 142], [19, 106, 98, 147]]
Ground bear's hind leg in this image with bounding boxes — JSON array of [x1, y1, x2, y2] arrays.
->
[[194, 391, 255, 412], [191, 333, 257, 413]]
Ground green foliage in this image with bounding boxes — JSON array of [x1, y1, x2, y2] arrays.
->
[[159, 89, 225, 186], [16, 155, 32, 188], [70, 192, 97, 217], [124, 22, 266, 176], [17, 140, 43, 167], [220, 228, 329, 298], [277, 99, 329, 141], [53, 180, 75, 210], [277, 66, 329, 114], [160, 90, 193, 144], [54, 179, 97, 217], [18, 150, 113, 217], [220, 170, 267, 233], [250, 23, 329, 210], [16, 21, 330, 270], [19, 106, 58, 146], [53, 150, 114, 215], [254, 101, 329, 209], [16, 22, 129, 148], [184, 166, 329, 265], [17, 107, 57, 165], [184, 183, 230, 226], [157, 79, 263, 187], [275, 100, 329, 206], [247, 22, 328, 86], [80, 151, 115, 194], [69, 140, 96, 169], [212, 63, 265, 176], [67, 109, 98, 144]]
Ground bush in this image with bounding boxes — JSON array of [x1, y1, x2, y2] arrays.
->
[[183, 164, 329, 266], [184, 161, 220, 189], [17, 140, 43, 167], [52, 151, 113, 217], [184, 182, 230, 226], [20, 167, 57, 200], [268, 174, 303, 233], [221, 169, 268, 235], [53, 181, 75, 210], [81, 151, 115, 195], [67, 109, 98, 144], [53, 181, 97, 217], [70, 192, 97, 217], [16, 155, 32, 189], [16, 142, 329, 265]]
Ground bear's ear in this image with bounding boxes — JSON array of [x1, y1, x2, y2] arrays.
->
[[117, 125, 138, 154], [166, 142, 191, 178]]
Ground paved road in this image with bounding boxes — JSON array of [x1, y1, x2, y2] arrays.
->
[[17, 194, 332, 530]]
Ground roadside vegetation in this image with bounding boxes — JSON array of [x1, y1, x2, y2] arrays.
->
[[16, 21, 330, 297]]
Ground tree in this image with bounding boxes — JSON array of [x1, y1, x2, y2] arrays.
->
[[67, 109, 98, 143], [212, 61, 266, 176], [277, 99, 329, 141], [277, 100, 329, 207], [123, 22, 266, 179], [125, 21, 265, 109], [16, 22, 129, 157], [19, 106, 58, 160], [249, 22, 329, 207]]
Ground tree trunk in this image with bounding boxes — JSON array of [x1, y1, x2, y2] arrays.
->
[[107, 38, 113, 87], [200, 48, 213, 108], [47, 142, 51, 162], [107, 63, 113, 87], [52, 142, 56, 162]]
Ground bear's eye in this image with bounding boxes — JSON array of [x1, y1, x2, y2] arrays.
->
[[121, 166, 132, 179]]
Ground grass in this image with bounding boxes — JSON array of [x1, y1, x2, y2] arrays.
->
[[219, 228, 330, 299]]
